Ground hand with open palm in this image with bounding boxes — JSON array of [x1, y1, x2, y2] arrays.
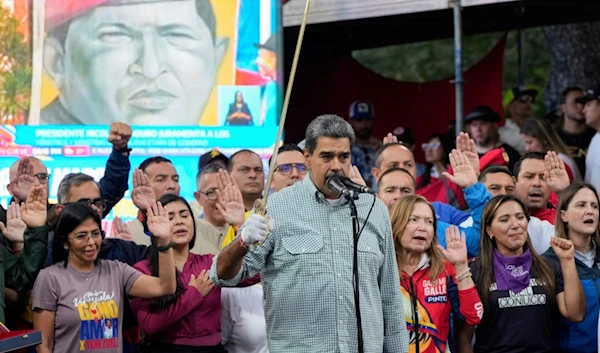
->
[[545, 151, 569, 193], [147, 202, 171, 246], [10, 157, 36, 202], [437, 226, 468, 267], [132, 169, 156, 212], [112, 216, 133, 241], [0, 202, 26, 244], [456, 132, 480, 175], [215, 169, 246, 227], [20, 185, 48, 228], [442, 149, 477, 189]]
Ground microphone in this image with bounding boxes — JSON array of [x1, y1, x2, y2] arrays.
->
[[339, 176, 376, 195], [326, 175, 351, 197]]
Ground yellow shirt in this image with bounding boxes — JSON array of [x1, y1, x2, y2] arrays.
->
[[221, 211, 251, 248]]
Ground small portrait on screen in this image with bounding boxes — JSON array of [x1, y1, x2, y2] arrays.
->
[[219, 86, 260, 126], [40, 0, 230, 126]]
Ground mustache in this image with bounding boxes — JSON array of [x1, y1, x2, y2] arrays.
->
[[118, 75, 180, 102], [326, 171, 345, 179]]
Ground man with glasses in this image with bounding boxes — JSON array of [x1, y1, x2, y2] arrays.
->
[[499, 86, 538, 155], [5, 122, 132, 216], [7, 157, 51, 205], [55, 173, 146, 263], [194, 164, 245, 250], [220, 144, 307, 248], [270, 143, 307, 193]]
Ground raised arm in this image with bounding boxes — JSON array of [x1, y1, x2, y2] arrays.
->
[[128, 202, 176, 298], [210, 214, 273, 287], [5, 185, 49, 291], [100, 122, 132, 216], [439, 226, 482, 326], [441, 149, 490, 257], [551, 237, 585, 322]]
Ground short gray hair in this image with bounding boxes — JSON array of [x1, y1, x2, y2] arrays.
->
[[196, 163, 224, 191], [304, 114, 355, 154], [57, 173, 99, 204]]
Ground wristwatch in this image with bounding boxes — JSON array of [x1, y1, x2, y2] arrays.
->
[[113, 146, 132, 156], [156, 242, 173, 252]]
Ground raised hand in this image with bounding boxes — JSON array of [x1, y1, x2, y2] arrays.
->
[[437, 226, 468, 266], [20, 185, 47, 228], [188, 270, 215, 297], [544, 151, 569, 193], [132, 169, 156, 212], [348, 165, 366, 186], [147, 202, 171, 244], [383, 132, 398, 145], [442, 149, 478, 189], [215, 169, 246, 227], [112, 216, 133, 241], [456, 132, 480, 175], [0, 202, 26, 243], [108, 122, 132, 150], [10, 157, 36, 202], [550, 237, 575, 262]]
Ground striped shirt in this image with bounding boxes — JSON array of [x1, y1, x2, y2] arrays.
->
[[210, 174, 409, 353]]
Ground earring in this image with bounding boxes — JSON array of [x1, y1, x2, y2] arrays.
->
[[489, 234, 494, 240]]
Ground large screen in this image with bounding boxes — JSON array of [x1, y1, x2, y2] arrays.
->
[[0, 0, 283, 235]]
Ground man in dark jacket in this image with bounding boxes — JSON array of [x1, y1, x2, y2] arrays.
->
[[6, 122, 132, 216]]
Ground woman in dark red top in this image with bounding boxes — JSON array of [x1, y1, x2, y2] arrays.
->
[[131, 194, 256, 353]]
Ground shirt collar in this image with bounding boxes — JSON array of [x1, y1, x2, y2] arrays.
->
[[574, 239, 598, 267], [302, 172, 349, 205]]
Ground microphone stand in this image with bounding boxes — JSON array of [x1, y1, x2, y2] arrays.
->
[[345, 190, 364, 353]]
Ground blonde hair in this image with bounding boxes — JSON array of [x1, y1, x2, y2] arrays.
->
[[389, 194, 444, 280]]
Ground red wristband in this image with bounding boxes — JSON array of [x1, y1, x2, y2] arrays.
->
[[239, 236, 249, 249]]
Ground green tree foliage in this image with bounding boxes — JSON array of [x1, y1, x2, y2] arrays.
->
[[0, 4, 31, 124], [352, 28, 550, 117]]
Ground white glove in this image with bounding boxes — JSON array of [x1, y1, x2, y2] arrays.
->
[[241, 214, 270, 245]]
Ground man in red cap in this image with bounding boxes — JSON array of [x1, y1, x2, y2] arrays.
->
[[42, 0, 228, 126]]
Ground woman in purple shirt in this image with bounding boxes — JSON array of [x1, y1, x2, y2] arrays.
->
[[131, 194, 257, 353]]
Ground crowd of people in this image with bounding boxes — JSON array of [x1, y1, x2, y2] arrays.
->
[[0, 82, 599, 353]]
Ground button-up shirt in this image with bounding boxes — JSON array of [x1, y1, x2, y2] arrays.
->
[[210, 174, 409, 353]]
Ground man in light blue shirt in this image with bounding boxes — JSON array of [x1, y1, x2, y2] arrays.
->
[[210, 114, 409, 353]]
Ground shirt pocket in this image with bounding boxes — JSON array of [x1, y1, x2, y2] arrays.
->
[[357, 235, 384, 275], [280, 234, 327, 278]]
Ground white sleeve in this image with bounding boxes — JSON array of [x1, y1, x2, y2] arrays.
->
[[459, 217, 473, 228], [221, 289, 235, 346], [527, 217, 554, 254]]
